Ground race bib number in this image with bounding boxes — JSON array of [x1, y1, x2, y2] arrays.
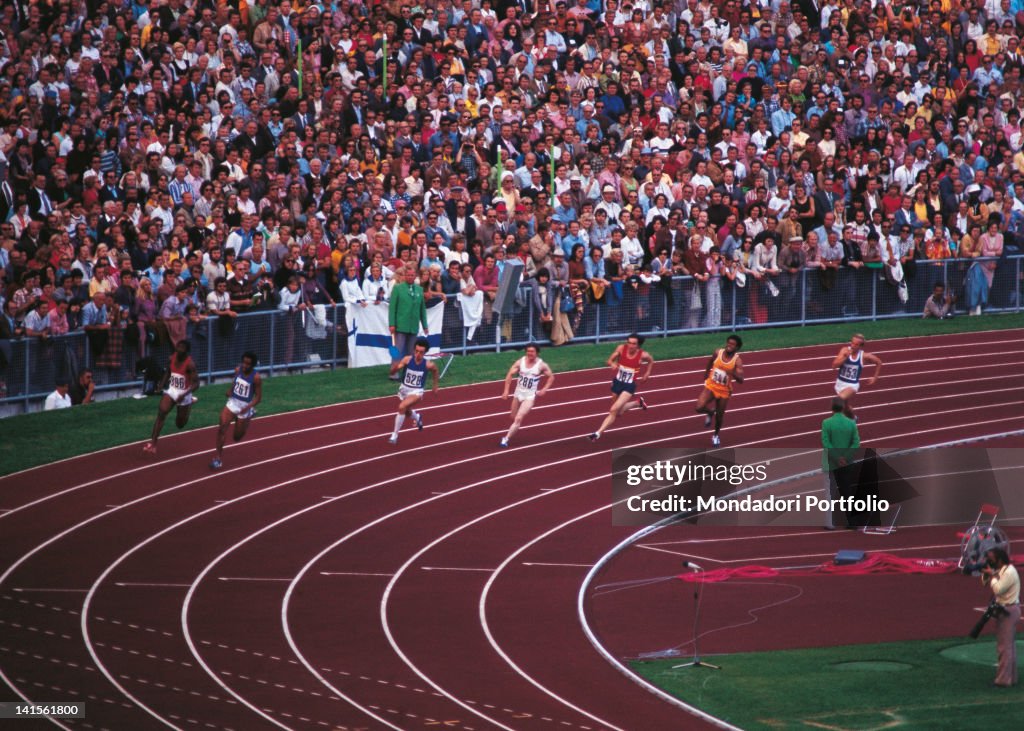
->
[[169, 373, 186, 390], [233, 379, 251, 400], [839, 364, 859, 381], [404, 370, 425, 389], [616, 366, 636, 384], [518, 374, 539, 390], [711, 368, 729, 386]]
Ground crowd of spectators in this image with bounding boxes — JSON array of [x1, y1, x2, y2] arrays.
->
[[3, 0, 1024, 397]]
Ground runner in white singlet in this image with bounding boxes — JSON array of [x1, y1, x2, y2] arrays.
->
[[500, 343, 555, 448]]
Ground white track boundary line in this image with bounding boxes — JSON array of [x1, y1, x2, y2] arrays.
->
[[571, 426, 1024, 731]]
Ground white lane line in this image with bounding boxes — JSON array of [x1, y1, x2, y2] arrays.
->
[[216, 578, 293, 583], [2, 345, 1017, 725], [319, 572, 393, 578], [521, 563, 595, 569], [419, 567, 497, 573], [113, 583, 191, 588], [11, 588, 89, 593], [3, 338, 1021, 522]]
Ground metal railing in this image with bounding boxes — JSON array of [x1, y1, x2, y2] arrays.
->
[[2, 255, 1021, 409]]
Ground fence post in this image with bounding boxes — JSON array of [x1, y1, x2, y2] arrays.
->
[[23, 340, 31, 411], [730, 280, 736, 329], [870, 271, 877, 321], [206, 317, 214, 384], [595, 304, 601, 344], [268, 313, 276, 375], [527, 297, 534, 343], [800, 269, 806, 326], [331, 305, 339, 371], [662, 286, 669, 336]]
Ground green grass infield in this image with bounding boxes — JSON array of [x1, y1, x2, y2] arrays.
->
[[3, 313, 1023, 476], [631, 636, 1024, 730]]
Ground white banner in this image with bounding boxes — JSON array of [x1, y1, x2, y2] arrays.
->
[[348, 303, 443, 368]]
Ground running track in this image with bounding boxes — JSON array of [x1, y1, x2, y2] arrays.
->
[[1, 330, 1023, 731]]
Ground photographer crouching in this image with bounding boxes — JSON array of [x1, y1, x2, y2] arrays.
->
[[980, 549, 1020, 688]]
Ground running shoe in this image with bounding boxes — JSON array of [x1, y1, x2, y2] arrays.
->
[[588, 432, 600, 442], [499, 437, 509, 448], [414, 411, 424, 430], [704, 413, 712, 428], [143, 442, 156, 455], [711, 434, 721, 447], [209, 458, 223, 471], [637, 396, 648, 410], [388, 434, 398, 444]]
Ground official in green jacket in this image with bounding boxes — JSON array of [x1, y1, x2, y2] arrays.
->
[[389, 267, 429, 377], [821, 397, 861, 529]]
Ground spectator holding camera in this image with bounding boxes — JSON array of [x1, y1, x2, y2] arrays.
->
[[922, 283, 955, 319]]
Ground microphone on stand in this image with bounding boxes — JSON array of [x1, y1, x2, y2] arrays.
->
[[673, 558, 719, 670]]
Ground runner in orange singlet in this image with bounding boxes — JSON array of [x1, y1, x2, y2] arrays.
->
[[695, 334, 744, 447]]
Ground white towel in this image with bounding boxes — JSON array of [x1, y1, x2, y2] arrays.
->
[[304, 304, 328, 340], [458, 291, 483, 340]]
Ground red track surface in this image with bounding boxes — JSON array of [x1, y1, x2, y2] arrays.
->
[[1, 330, 1023, 731]]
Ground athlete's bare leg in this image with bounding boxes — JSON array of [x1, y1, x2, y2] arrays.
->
[[175, 403, 192, 429], [713, 398, 729, 437], [145, 394, 177, 453], [592, 391, 636, 438], [837, 386, 857, 419], [390, 394, 422, 441], [233, 415, 252, 442], [505, 398, 534, 442], [215, 408, 234, 460]]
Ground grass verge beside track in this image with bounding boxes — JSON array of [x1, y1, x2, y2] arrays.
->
[[631, 637, 1024, 730], [3, 313, 1023, 476]]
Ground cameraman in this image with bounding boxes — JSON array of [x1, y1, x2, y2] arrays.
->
[[981, 548, 1020, 687]]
